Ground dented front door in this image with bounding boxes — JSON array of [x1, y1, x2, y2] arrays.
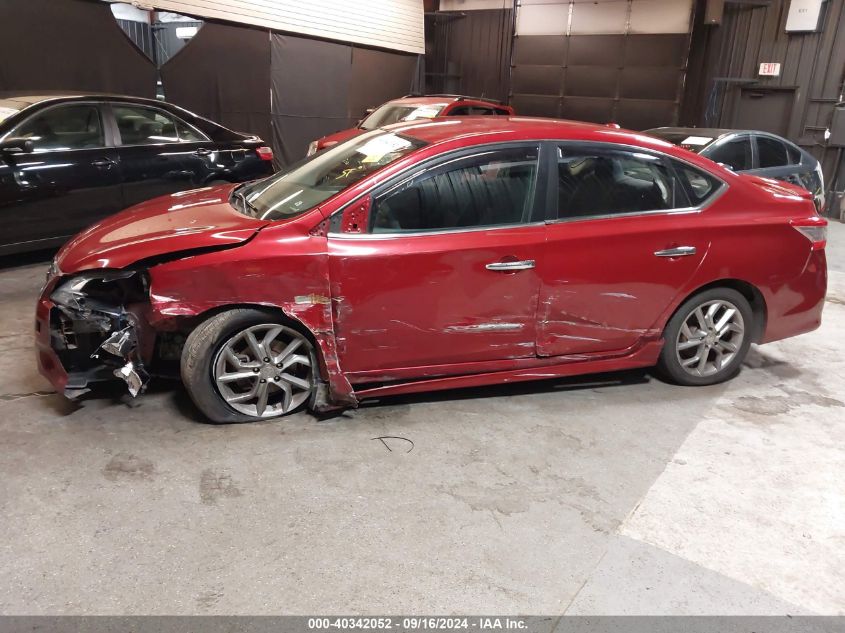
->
[[328, 226, 544, 373]]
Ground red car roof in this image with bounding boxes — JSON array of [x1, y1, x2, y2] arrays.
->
[[387, 116, 664, 146]]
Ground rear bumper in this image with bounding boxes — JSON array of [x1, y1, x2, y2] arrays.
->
[[761, 249, 827, 343]]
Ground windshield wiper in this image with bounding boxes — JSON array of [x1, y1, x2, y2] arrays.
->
[[231, 186, 258, 217]]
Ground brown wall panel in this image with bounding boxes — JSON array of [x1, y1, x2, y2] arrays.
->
[[511, 95, 562, 118], [511, 66, 564, 96], [561, 97, 614, 124], [620, 68, 681, 101], [567, 35, 625, 66], [617, 99, 677, 130], [624, 34, 688, 66], [566, 67, 619, 99], [513, 35, 567, 66]]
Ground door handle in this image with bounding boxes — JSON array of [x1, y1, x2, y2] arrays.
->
[[195, 148, 213, 156], [91, 158, 115, 168], [486, 260, 535, 271], [654, 246, 696, 258]]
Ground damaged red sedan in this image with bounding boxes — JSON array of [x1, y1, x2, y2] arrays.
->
[[36, 117, 828, 423]]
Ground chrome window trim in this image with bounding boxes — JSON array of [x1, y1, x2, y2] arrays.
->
[[0, 100, 109, 152], [328, 219, 547, 240], [109, 101, 211, 146]]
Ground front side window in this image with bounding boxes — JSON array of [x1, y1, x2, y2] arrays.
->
[[359, 103, 446, 130], [757, 136, 788, 168], [12, 104, 104, 152], [236, 130, 427, 221], [706, 136, 752, 171], [556, 146, 685, 219], [113, 105, 206, 145], [372, 146, 539, 233]]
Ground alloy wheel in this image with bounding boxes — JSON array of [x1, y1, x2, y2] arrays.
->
[[213, 324, 314, 418], [675, 299, 745, 378]]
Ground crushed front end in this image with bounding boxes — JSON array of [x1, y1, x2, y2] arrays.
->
[[36, 266, 155, 399]]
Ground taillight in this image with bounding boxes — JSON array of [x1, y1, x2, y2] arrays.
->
[[791, 218, 827, 250], [256, 146, 273, 161]]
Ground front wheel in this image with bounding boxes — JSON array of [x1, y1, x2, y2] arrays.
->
[[657, 288, 753, 386], [181, 309, 317, 423]]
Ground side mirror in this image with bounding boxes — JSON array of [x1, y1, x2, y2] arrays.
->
[[0, 137, 34, 153]]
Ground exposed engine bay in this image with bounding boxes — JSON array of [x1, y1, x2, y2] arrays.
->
[[47, 269, 156, 399]]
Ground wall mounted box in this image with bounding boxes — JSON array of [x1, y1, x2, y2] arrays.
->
[[785, 0, 825, 32]]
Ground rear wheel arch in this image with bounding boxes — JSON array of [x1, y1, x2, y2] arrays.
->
[[670, 279, 767, 343]]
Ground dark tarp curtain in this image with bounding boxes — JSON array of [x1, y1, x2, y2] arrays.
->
[[0, 0, 156, 97], [427, 10, 513, 103], [270, 34, 353, 166], [348, 47, 419, 119], [160, 22, 272, 147], [270, 34, 419, 165]]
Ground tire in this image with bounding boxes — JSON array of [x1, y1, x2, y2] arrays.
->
[[181, 309, 317, 423], [657, 288, 753, 386]]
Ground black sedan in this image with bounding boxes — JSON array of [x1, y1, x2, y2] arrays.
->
[[0, 93, 275, 255], [646, 127, 825, 211]]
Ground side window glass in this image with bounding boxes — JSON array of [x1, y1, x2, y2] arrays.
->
[[671, 160, 722, 207], [113, 105, 206, 145], [473, 107, 496, 115], [757, 136, 788, 168], [786, 143, 803, 165], [372, 146, 539, 233], [13, 105, 104, 152], [556, 146, 684, 219], [707, 137, 752, 171], [447, 106, 472, 116], [495, 107, 511, 115]]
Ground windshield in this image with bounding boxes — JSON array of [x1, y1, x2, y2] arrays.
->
[[233, 130, 427, 221], [359, 103, 446, 130], [647, 130, 716, 153]]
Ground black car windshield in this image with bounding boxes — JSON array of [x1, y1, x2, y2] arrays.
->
[[359, 103, 446, 130], [234, 130, 427, 221], [647, 130, 717, 152]]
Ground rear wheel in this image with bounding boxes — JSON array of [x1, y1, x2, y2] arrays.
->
[[181, 309, 316, 423], [657, 288, 752, 386]]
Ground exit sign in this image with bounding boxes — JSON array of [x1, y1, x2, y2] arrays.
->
[[759, 62, 781, 76]]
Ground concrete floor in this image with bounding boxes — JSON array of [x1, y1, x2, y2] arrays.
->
[[0, 224, 844, 615]]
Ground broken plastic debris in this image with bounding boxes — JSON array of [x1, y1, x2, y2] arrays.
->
[[114, 361, 145, 397], [98, 327, 134, 357]]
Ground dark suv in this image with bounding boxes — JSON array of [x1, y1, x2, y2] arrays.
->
[[0, 93, 275, 255]]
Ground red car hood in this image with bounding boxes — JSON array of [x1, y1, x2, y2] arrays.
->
[[316, 126, 366, 150], [56, 185, 270, 273]]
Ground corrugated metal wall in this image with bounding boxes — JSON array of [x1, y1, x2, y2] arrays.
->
[[132, 0, 425, 54], [683, 0, 845, 191]]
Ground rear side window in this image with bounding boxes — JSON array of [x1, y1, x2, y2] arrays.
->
[[556, 146, 686, 219], [786, 143, 803, 165], [372, 146, 539, 233], [671, 160, 722, 206], [707, 136, 752, 171], [13, 104, 104, 152], [113, 105, 207, 145], [757, 136, 788, 168]]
